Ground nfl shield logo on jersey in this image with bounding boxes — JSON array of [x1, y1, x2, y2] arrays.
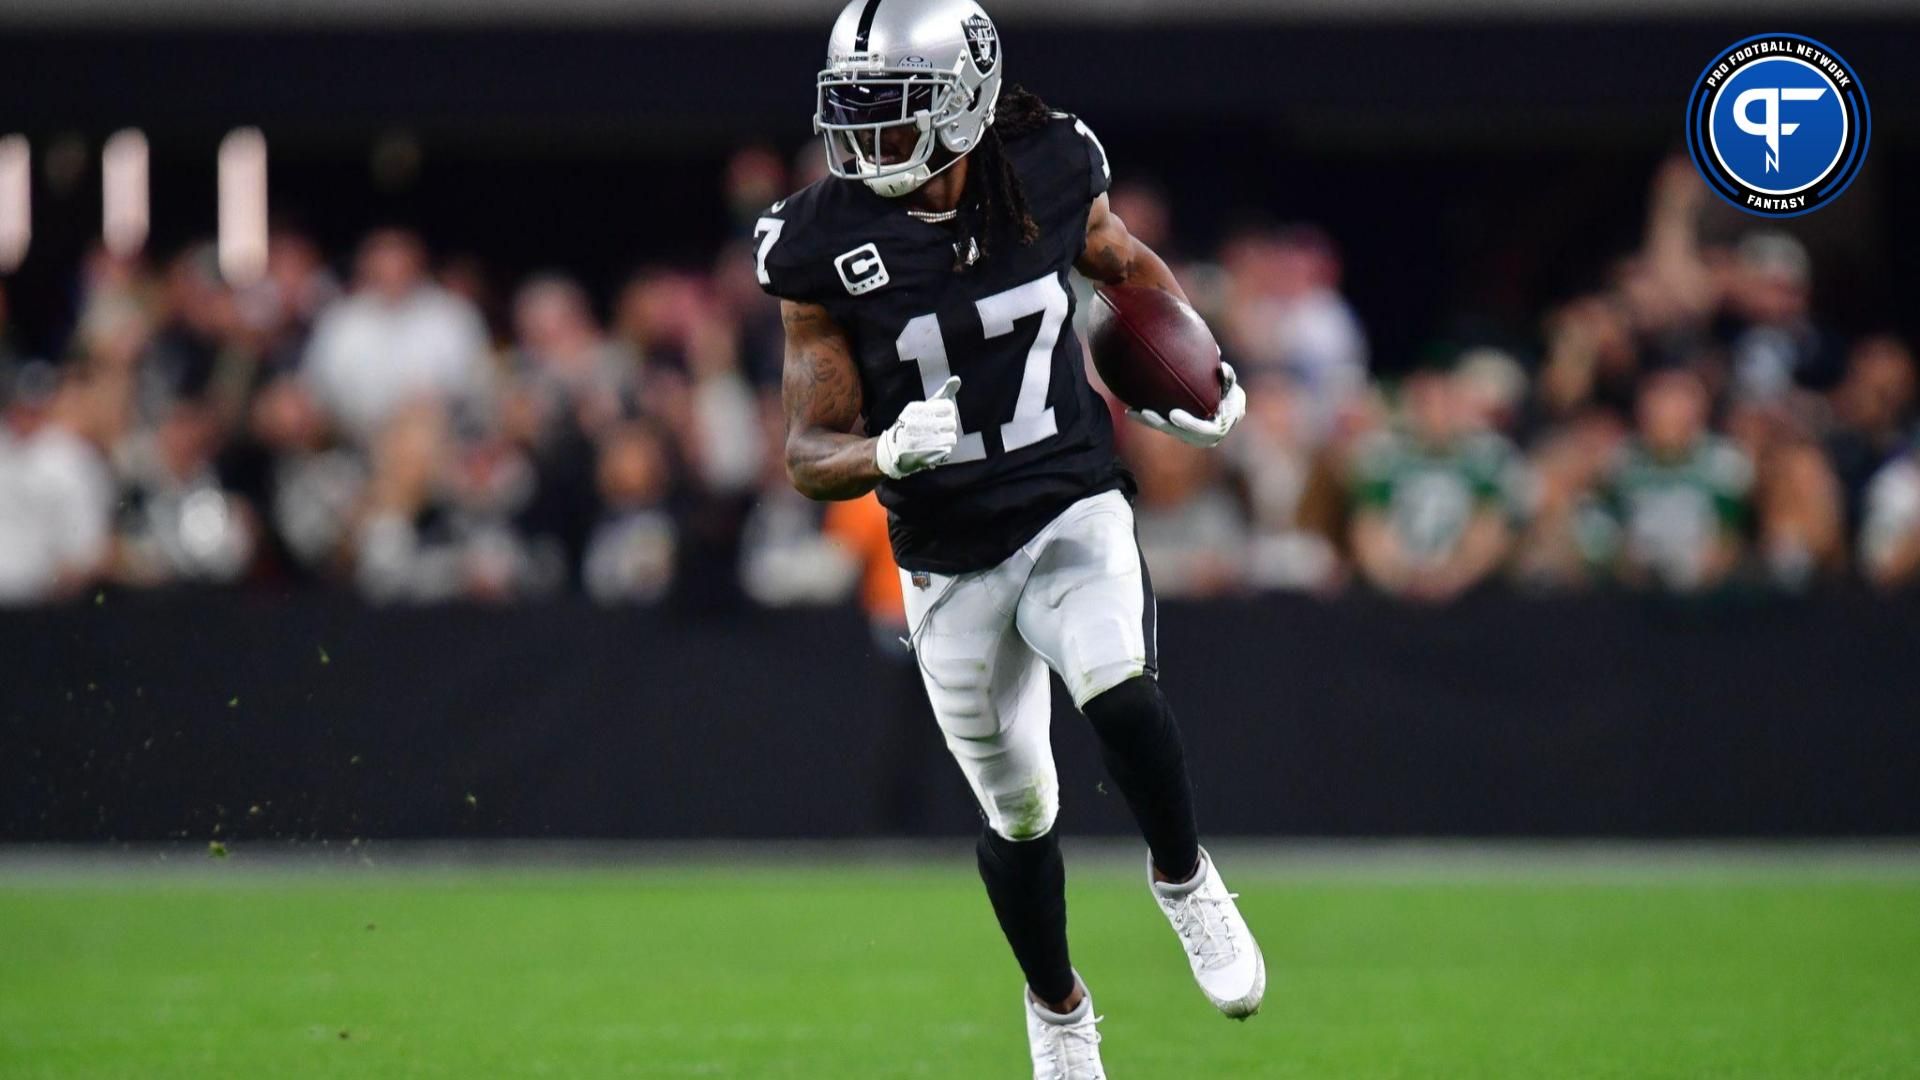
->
[[834, 243, 891, 296]]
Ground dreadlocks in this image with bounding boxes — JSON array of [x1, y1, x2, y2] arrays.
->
[[951, 83, 1052, 271]]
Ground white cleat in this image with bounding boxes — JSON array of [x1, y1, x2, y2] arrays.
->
[[1024, 974, 1107, 1080], [1151, 846, 1266, 1019]]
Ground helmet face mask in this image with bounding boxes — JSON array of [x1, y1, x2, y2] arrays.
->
[[814, 0, 1003, 198], [816, 69, 957, 196]]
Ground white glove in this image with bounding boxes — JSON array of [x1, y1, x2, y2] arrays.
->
[[1127, 362, 1246, 448], [875, 376, 962, 479]]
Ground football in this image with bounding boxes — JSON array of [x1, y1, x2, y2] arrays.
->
[[1087, 284, 1224, 418]]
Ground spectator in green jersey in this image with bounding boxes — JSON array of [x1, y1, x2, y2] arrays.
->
[[1580, 371, 1752, 592], [1349, 367, 1519, 603]]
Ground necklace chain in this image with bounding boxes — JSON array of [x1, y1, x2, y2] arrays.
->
[[907, 208, 959, 223]]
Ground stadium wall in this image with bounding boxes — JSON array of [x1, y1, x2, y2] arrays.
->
[[5, 593, 1918, 843]]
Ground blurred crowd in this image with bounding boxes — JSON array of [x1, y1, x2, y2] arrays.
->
[[1, 149, 1917, 609]]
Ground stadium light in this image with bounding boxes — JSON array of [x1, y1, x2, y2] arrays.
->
[[217, 127, 268, 287], [102, 128, 150, 259], [0, 136, 28, 273]]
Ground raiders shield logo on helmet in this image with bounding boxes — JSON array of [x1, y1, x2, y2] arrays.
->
[[963, 13, 998, 75]]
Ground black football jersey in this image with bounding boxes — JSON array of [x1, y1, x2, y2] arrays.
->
[[757, 113, 1128, 573]]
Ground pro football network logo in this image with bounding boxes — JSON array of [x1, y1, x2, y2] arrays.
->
[[1685, 33, 1869, 218]]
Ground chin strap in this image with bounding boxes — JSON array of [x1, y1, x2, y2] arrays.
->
[[861, 138, 976, 198], [864, 165, 933, 197]]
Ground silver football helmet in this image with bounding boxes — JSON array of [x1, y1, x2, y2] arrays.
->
[[814, 0, 1004, 198]]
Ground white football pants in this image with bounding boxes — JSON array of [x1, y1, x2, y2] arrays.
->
[[900, 490, 1157, 841]]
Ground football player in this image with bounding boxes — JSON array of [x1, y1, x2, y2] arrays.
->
[[758, 2, 1260, 1074]]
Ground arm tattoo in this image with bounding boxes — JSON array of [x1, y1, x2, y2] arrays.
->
[[1081, 235, 1135, 283], [782, 306, 862, 431], [780, 301, 884, 501], [1078, 197, 1187, 300], [784, 344, 862, 438]]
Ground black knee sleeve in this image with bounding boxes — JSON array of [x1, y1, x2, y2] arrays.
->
[[976, 825, 1075, 1005], [1083, 675, 1201, 882]]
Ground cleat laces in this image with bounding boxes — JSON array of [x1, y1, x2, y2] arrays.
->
[[1038, 1013, 1104, 1078], [1163, 889, 1242, 971]]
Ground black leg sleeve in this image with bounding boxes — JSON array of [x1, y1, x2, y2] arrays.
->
[[1082, 674, 1201, 882], [976, 825, 1075, 1005]]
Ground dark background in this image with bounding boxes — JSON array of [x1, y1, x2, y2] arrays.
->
[[8, 591, 1918, 842], [6, 7, 1918, 843], [2, 16, 1916, 371]]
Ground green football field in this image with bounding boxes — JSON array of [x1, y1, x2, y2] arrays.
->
[[3, 848, 1918, 1078]]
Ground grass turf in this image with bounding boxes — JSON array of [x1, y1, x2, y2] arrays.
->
[[1, 855, 1917, 1078]]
